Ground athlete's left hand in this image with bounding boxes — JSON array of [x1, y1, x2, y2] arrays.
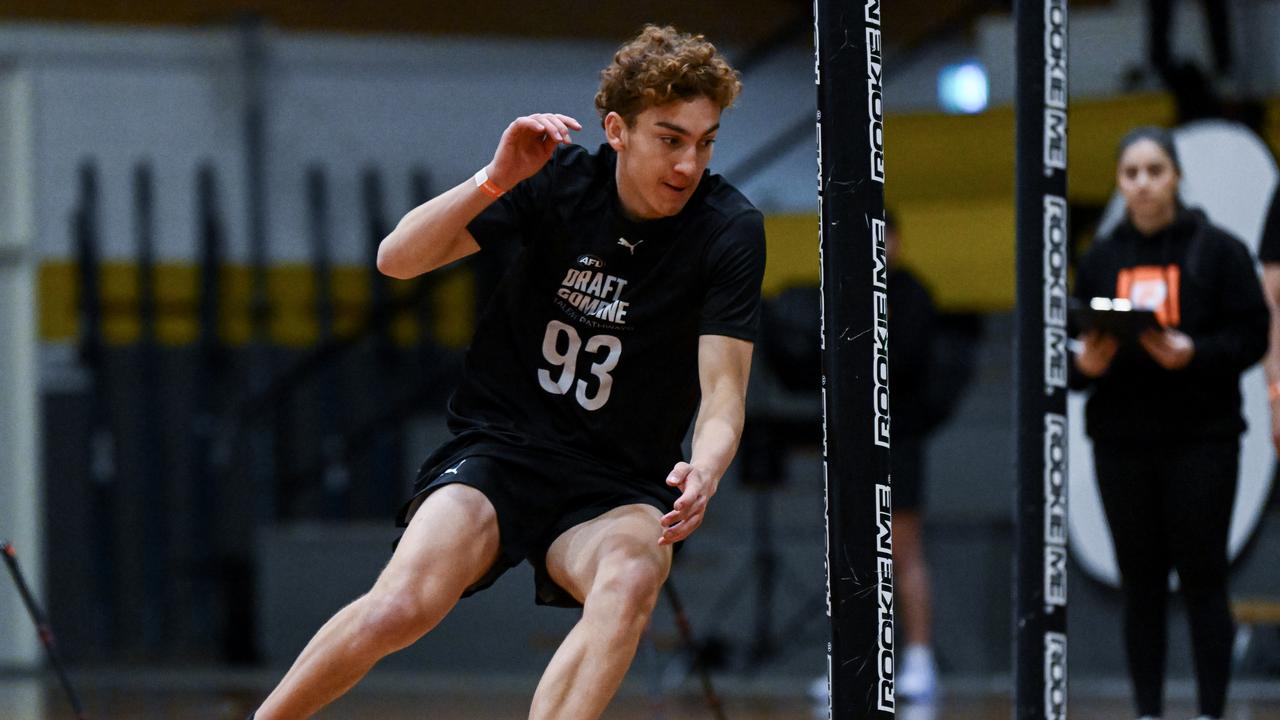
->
[[1139, 327, 1195, 370], [660, 462, 716, 545]]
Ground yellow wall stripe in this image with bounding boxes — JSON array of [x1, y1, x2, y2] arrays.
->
[[38, 262, 474, 348]]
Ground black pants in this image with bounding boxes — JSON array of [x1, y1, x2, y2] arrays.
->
[[1094, 439, 1237, 718]]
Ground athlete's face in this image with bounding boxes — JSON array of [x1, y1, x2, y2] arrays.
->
[[606, 97, 721, 221], [1117, 139, 1180, 229]]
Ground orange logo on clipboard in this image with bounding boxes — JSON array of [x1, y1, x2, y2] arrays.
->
[[1116, 265, 1180, 327]]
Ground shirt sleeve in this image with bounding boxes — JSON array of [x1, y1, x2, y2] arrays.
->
[[1186, 232, 1269, 375], [699, 210, 767, 341], [465, 148, 566, 249], [1259, 184, 1280, 264]]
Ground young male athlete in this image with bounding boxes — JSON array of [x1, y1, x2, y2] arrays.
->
[[251, 25, 765, 719]]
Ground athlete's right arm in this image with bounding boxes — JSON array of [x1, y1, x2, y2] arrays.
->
[[376, 113, 582, 279]]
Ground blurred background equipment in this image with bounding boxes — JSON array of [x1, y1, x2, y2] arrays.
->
[[2, 541, 87, 720]]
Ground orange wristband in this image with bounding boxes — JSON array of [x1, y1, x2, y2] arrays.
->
[[473, 167, 506, 199], [1270, 382, 1280, 402]]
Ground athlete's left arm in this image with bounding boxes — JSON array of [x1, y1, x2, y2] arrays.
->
[[659, 335, 753, 546]]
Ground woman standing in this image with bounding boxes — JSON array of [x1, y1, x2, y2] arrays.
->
[[1072, 126, 1268, 720]]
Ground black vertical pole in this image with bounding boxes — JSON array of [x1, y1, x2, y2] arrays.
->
[[1014, 0, 1069, 718], [363, 169, 395, 365], [815, 1, 893, 718], [133, 162, 169, 654], [305, 165, 351, 518], [74, 160, 117, 655], [306, 167, 335, 346], [363, 168, 404, 516], [239, 15, 277, 521], [190, 162, 226, 650]]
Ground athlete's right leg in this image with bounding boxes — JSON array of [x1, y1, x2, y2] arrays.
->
[[529, 504, 672, 720], [255, 484, 501, 720]]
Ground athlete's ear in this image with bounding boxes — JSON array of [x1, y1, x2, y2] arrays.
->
[[604, 111, 627, 152]]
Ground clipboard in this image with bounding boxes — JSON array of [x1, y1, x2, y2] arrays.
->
[[1069, 297, 1159, 341]]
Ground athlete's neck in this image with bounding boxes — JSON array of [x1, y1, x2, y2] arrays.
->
[[613, 167, 661, 222]]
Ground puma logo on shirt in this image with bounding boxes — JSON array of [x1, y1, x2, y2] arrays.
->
[[617, 237, 643, 255]]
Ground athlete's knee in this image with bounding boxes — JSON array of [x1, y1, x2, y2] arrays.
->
[[356, 583, 452, 650], [587, 550, 669, 623]]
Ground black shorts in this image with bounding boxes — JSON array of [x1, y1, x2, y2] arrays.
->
[[395, 437, 679, 608]]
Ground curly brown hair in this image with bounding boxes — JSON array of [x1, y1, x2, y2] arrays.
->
[[595, 25, 742, 126]]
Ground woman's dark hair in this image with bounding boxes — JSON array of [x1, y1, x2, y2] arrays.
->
[[1116, 126, 1182, 174]]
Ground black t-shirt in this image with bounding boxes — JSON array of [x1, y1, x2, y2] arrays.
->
[[1257, 184, 1280, 263], [451, 144, 766, 485]]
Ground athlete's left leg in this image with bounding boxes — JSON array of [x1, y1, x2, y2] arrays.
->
[[529, 504, 672, 720]]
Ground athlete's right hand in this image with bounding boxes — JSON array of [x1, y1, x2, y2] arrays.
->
[[660, 462, 716, 546], [486, 113, 583, 192], [1074, 330, 1118, 378]]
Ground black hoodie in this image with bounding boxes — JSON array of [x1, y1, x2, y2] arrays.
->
[[1071, 207, 1268, 441]]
